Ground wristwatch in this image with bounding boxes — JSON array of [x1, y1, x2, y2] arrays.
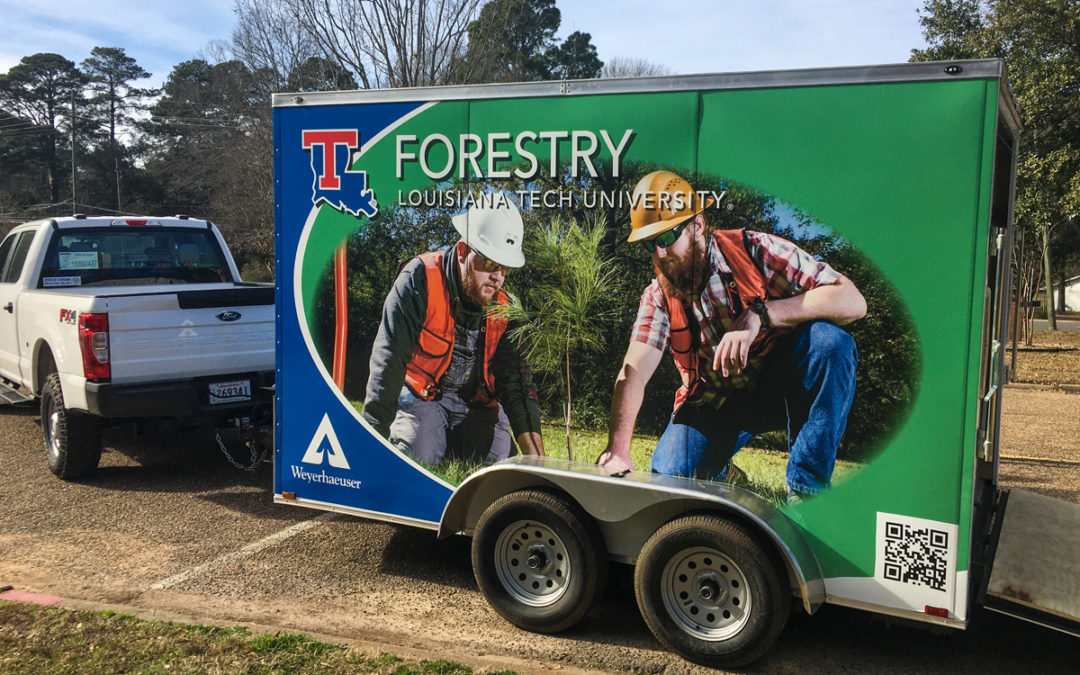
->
[[747, 297, 771, 331]]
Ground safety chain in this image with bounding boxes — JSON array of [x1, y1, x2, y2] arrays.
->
[[215, 416, 272, 471]]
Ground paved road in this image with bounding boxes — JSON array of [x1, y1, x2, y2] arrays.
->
[[1, 401, 1077, 674], [1033, 319, 1080, 332]]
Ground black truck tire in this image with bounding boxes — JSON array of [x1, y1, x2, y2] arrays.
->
[[471, 489, 606, 633], [40, 372, 102, 479], [634, 513, 789, 668]]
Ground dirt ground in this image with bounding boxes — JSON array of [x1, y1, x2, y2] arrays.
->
[[998, 386, 1080, 503], [1010, 329, 1080, 386]]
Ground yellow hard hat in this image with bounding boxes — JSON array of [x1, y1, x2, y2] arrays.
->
[[627, 170, 714, 243]]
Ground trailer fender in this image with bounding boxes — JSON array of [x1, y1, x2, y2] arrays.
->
[[439, 456, 824, 614]]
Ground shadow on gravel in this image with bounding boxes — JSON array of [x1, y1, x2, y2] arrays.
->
[[0, 403, 39, 417], [376, 525, 476, 590], [752, 603, 1079, 674], [75, 423, 291, 512]]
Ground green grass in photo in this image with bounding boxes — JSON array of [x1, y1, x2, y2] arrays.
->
[[352, 396, 862, 503]]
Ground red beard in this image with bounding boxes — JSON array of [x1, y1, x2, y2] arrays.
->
[[653, 241, 708, 300], [461, 259, 498, 307]]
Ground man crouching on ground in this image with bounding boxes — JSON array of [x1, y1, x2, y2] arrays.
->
[[596, 171, 866, 500], [363, 200, 545, 465]]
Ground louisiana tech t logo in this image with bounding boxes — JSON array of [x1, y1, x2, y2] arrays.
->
[[301, 129, 378, 218]]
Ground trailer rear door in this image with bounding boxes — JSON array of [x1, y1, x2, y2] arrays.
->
[[984, 488, 1080, 635]]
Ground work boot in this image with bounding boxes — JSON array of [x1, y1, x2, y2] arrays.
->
[[723, 461, 745, 483]]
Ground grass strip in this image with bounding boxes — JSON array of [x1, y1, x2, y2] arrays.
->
[[0, 601, 504, 675]]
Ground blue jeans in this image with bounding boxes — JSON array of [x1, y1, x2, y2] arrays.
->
[[650, 320, 858, 495], [389, 387, 512, 465]]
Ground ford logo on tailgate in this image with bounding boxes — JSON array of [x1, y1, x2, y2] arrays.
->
[[216, 311, 242, 322]]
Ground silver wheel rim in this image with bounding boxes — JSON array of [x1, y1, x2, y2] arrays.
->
[[494, 519, 570, 607], [660, 546, 752, 641], [45, 399, 61, 460]]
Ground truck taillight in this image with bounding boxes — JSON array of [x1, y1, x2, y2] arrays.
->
[[78, 313, 110, 380]]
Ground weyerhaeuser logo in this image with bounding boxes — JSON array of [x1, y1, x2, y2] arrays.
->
[[301, 413, 351, 469], [302, 129, 378, 218], [290, 465, 362, 490], [292, 414, 361, 490]]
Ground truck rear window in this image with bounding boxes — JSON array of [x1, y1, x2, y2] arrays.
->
[[38, 227, 234, 287]]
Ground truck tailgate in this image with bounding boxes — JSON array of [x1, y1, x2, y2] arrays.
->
[[106, 286, 274, 384], [985, 488, 1080, 635]]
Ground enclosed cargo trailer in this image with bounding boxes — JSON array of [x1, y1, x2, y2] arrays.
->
[[272, 60, 1080, 667]]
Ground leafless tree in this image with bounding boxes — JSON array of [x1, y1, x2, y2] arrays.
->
[[232, 0, 320, 93], [285, 0, 482, 89], [600, 56, 672, 79]]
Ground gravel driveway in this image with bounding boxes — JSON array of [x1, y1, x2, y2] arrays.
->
[[1, 387, 1078, 673]]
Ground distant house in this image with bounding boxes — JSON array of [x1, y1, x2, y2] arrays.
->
[[1067, 275, 1080, 312], [1036, 275, 1080, 313]]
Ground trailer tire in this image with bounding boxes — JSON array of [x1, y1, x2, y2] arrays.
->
[[635, 514, 788, 668], [471, 489, 606, 633], [40, 373, 102, 479]]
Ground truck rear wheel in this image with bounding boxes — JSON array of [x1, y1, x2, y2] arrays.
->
[[634, 514, 788, 668], [41, 373, 102, 479], [471, 489, 606, 633]]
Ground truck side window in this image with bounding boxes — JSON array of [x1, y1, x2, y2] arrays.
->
[[0, 234, 15, 281], [2, 232, 34, 284]]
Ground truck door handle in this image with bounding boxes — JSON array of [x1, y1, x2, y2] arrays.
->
[[2, 303, 11, 313]]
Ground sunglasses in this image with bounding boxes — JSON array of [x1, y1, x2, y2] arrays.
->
[[470, 247, 508, 274], [641, 217, 693, 253]]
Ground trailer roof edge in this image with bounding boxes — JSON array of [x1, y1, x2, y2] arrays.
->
[[273, 59, 1010, 108]]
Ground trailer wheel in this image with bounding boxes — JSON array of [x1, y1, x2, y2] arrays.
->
[[40, 373, 102, 479], [635, 514, 788, 668], [471, 489, 606, 633]]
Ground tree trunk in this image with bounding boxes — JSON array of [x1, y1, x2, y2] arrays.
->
[[1056, 270, 1067, 314], [1043, 229, 1057, 330]]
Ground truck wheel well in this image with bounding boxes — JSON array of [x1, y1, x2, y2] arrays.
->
[[35, 343, 57, 393]]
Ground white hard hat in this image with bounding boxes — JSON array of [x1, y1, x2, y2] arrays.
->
[[451, 199, 526, 268]]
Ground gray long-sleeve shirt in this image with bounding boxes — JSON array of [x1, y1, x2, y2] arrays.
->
[[362, 250, 541, 439]]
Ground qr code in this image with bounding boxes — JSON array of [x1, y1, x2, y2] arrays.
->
[[882, 522, 949, 591]]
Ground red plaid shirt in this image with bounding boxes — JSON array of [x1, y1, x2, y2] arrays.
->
[[631, 230, 841, 401]]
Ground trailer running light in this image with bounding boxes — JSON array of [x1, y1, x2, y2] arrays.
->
[[924, 606, 949, 618], [78, 313, 110, 380]]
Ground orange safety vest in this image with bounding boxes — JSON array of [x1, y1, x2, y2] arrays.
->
[[665, 229, 774, 408], [403, 251, 508, 405]]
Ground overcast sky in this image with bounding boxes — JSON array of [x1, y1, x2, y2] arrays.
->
[[0, 0, 929, 87]]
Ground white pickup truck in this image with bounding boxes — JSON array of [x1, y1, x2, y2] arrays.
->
[[0, 215, 274, 479]]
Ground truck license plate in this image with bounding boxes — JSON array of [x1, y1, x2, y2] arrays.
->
[[209, 380, 251, 404]]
